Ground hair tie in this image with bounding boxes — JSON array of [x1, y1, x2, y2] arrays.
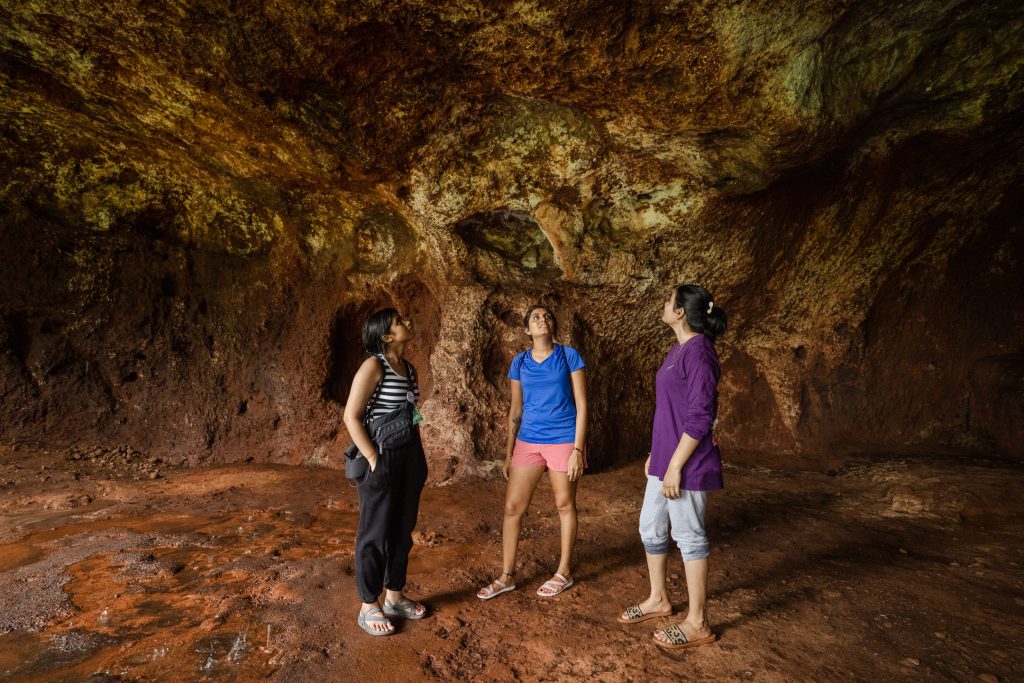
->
[[707, 301, 714, 314]]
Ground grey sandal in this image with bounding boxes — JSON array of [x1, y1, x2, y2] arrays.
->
[[357, 606, 395, 636], [383, 595, 427, 620]]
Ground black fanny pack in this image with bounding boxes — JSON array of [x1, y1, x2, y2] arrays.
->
[[345, 357, 416, 480], [367, 401, 415, 451]]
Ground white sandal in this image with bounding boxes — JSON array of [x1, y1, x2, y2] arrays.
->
[[477, 571, 516, 600], [536, 572, 573, 597]]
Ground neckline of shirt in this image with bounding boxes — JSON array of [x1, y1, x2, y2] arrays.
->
[[378, 353, 409, 379], [529, 344, 561, 366]]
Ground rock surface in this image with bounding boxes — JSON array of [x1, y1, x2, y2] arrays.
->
[[1, 1, 1022, 476]]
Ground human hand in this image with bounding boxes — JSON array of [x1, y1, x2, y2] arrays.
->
[[661, 467, 682, 499], [367, 453, 379, 472], [502, 457, 511, 481], [567, 452, 583, 482], [644, 454, 651, 477]]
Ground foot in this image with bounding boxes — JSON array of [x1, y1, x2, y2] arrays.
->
[[618, 598, 673, 624], [619, 596, 672, 623], [536, 572, 573, 597], [357, 605, 395, 636], [475, 573, 516, 598], [383, 594, 428, 620], [477, 572, 517, 600], [653, 621, 716, 649]]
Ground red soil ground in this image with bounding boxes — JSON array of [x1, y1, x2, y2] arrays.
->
[[0, 443, 1021, 682]]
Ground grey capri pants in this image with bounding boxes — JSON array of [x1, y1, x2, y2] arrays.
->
[[638, 474, 710, 561]]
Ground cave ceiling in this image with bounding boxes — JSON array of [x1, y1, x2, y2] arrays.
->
[[1, 1, 1022, 475]]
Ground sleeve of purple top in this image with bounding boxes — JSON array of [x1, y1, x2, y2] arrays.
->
[[682, 352, 716, 441]]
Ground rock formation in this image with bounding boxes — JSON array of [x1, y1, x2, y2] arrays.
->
[[1, 1, 1022, 479]]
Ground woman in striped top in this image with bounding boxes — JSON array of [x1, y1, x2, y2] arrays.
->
[[343, 307, 428, 636]]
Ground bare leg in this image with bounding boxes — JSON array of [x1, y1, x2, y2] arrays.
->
[[501, 465, 545, 573], [621, 552, 672, 619], [547, 470, 578, 578], [479, 466, 546, 598], [654, 557, 713, 644], [682, 557, 709, 631]]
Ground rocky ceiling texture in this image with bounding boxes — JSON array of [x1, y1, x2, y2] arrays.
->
[[1, 1, 1022, 479]]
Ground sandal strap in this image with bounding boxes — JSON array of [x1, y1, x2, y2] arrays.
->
[[362, 606, 389, 623], [539, 573, 570, 591], [386, 595, 422, 610], [662, 624, 687, 645], [480, 576, 513, 595], [625, 604, 644, 620]]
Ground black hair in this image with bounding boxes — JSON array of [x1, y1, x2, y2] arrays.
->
[[362, 307, 398, 355], [674, 284, 727, 341], [522, 304, 558, 338]]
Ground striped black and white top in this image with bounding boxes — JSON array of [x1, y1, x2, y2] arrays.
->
[[367, 354, 419, 419]]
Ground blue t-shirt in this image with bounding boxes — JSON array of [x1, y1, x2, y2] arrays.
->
[[508, 344, 586, 444]]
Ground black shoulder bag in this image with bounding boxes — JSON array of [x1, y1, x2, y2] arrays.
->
[[344, 357, 416, 479]]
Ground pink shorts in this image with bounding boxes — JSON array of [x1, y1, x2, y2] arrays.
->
[[511, 439, 587, 472]]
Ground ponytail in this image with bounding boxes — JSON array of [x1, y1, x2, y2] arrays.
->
[[674, 284, 727, 341]]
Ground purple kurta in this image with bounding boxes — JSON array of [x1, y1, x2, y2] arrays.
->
[[648, 334, 724, 490]]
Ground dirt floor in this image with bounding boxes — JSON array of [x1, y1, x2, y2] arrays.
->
[[0, 443, 1022, 682]]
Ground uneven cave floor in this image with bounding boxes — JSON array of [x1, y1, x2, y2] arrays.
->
[[0, 444, 1021, 683]]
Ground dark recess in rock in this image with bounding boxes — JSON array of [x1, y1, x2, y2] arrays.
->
[[0, 0, 1020, 479]]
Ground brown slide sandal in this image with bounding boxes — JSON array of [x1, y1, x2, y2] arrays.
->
[[618, 603, 673, 624], [653, 623, 717, 650]]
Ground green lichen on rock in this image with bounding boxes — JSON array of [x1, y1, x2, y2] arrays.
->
[[0, 0, 1022, 468]]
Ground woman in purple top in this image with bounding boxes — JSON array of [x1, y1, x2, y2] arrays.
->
[[618, 284, 727, 651]]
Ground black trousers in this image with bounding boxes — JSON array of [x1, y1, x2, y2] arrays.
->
[[355, 429, 428, 603]]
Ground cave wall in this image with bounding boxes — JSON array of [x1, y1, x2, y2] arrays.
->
[[1, 0, 1021, 477]]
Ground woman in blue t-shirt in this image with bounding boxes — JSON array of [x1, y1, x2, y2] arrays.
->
[[477, 305, 588, 600]]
